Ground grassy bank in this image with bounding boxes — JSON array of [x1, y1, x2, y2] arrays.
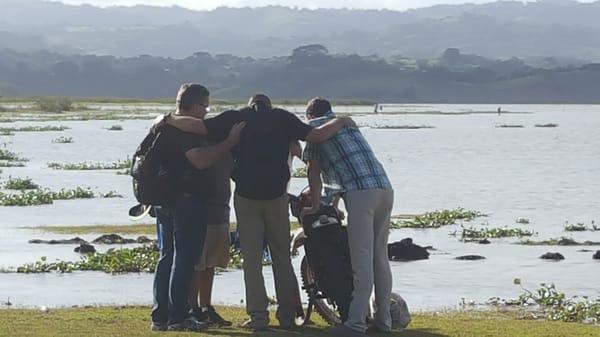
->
[[0, 307, 597, 337]]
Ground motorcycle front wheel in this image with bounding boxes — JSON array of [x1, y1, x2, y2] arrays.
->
[[300, 256, 342, 326]]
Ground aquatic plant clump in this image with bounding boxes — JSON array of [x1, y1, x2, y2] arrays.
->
[[511, 279, 600, 324], [395, 208, 486, 228], [373, 124, 434, 129], [2, 177, 39, 190], [0, 187, 96, 206], [0, 148, 27, 162], [459, 226, 535, 239], [16, 245, 159, 274], [496, 124, 525, 128], [0, 125, 69, 132], [517, 237, 600, 246], [292, 166, 307, 178], [35, 97, 73, 113], [48, 159, 131, 170], [52, 136, 74, 143], [15, 245, 268, 274], [564, 221, 597, 232], [0, 161, 26, 168]]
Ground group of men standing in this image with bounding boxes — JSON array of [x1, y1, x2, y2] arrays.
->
[[149, 83, 394, 337]]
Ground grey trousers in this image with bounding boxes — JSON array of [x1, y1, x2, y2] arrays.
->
[[344, 188, 394, 333], [234, 193, 300, 327]]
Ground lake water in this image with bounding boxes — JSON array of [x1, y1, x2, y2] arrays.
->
[[1, 104, 599, 311]]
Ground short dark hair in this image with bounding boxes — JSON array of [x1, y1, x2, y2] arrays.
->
[[248, 93, 272, 113], [306, 97, 332, 118], [176, 83, 209, 110]]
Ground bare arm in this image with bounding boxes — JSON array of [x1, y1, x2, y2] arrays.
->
[[289, 141, 302, 159], [306, 160, 323, 213], [304, 117, 355, 143], [167, 114, 207, 135], [185, 122, 245, 169]]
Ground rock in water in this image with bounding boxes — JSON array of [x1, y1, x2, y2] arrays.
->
[[387, 238, 430, 261], [540, 252, 565, 260], [593, 251, 600, 260], [29, 237, 87, 245], [136, 236, 154, 243], [92, 234, 135, 244], [74, 243, 96, 254], [456, 255, 486, 260]]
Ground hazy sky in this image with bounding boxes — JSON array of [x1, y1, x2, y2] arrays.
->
[[52, 0, 596, 11]]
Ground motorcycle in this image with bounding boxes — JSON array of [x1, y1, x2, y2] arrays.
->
[[288, 188, 412, 329]]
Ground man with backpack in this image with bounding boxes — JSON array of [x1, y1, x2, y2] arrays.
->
[[163, 94, 356, 330], [302, 97, 394, 337], [149, 83, 244, 332]]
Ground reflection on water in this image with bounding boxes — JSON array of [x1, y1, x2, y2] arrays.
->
[[1, 104, 599, 309]]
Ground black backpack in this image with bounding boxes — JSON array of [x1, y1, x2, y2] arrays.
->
[[130, 131, 178, 206]]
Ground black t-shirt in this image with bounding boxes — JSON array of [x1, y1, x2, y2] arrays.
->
[[205, 108, 313, 200], [157, 125, 216, 200]]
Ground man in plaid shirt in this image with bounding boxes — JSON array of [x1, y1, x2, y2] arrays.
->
[[303, 97, 394, 337]]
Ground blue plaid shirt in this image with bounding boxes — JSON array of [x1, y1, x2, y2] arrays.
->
[[303, 111, 391, 200]]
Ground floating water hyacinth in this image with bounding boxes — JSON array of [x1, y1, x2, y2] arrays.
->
[[0, 125, 69, 132], [458, 226, 535, 239], [3, 177, 39, 190], [52, 136, 74, 143], [48, 159, 131, 170], [394, 208, 486, 229]]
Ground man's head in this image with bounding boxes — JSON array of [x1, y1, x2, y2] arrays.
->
[[176, 83, 210, 118], [306, 97, 332, 120], [248, 93, 272, 113]]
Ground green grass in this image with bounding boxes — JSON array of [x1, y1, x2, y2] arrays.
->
[[0, 307, 596, 337]]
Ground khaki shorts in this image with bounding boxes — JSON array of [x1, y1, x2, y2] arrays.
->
[[194, 223, 230, 271]]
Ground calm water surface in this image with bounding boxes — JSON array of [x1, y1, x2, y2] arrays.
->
[[1, 104, 599, 310]]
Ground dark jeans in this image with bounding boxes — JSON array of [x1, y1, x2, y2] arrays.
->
[[151, 194, 208, 325]]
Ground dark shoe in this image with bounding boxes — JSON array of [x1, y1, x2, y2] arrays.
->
[[326, 324, 366, 337], [167, 318, 208, 332], [206, 306, 233, 327], [241, 318, 269, 330], [150, 322, 167, 331], [192, 306, 233, 327], [368, 324, 393, 334]]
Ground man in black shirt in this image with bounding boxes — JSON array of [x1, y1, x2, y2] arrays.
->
[[165, 94, 355, 329], [150, 84, 244, 332]]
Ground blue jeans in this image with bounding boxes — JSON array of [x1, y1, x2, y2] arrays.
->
[[151, 194, 208, 325]]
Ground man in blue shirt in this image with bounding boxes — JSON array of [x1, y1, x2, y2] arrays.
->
[[303, 97, 394, 336]]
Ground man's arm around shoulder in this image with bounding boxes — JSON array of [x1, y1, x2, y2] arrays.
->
[[304, 117, 356, 144], [185, 122, 245, 169]]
